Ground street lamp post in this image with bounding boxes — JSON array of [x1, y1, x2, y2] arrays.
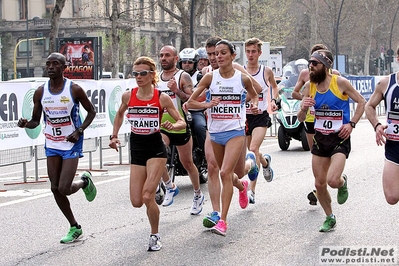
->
[[25, 0, 30, 77], [14, 37, 45, 79], [335, 0, 345, 72], [190, 0, 195, 47], [0, 37, 2, 81], [389, 5, 399, 74]]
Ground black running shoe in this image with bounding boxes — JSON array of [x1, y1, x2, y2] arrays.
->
[[307, 190, 317, 205], [155, 182, 166, 205]]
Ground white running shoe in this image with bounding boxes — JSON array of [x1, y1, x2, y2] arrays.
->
[[162, 184, 179, 207], [263, 154, 274, 182], [248, 190, 255, 204], [147, 234, 162, 251], [190, 192, 204, 215]]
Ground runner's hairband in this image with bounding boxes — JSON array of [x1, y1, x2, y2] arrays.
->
[[216, 40, 236, 54], [311, 51, 332, 68]]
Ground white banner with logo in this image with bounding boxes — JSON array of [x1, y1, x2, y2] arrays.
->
[[0, 79, 136, 151]]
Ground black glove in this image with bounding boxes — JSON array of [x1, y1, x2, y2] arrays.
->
[[197, 72, 203, 82]]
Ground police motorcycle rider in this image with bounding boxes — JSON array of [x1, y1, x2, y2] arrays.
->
[[196, 47, 210, 73], [177, 48, 207, 155], [283, 59, 307, 88], [295, 58, 309, 74]]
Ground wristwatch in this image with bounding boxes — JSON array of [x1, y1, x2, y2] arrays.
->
[[109, 134, 118, 140], [77, 127, 84, 135], [349, 121, 356, 128]]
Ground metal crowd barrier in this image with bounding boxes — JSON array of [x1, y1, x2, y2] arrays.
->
[[270, 114, 278, 137], [77, 138, 104, 172], [32, 138, 100, 181], [99, 133, 130, 167], [0, 101, 385, 184], [34, 144, 46, 181], [377, 101, 385, 116], [0, 134, 130, 184], [0, 134, 128, 185], [0, 147, 34, 183]]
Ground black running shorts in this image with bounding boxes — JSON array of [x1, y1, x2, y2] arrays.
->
[[311, 131, 351, 158], [245, 112, 272, 136], [130, 133, 167, 166]]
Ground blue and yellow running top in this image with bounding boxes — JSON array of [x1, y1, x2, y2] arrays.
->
[[309, 74, 350, 133]]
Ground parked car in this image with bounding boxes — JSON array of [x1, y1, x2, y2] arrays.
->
[[100, 72, 125, 79], [5, 77, 49, 83]]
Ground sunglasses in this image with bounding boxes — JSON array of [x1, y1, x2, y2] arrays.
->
[[308, 60, 322, 67], [132, 70, 153, 77], [182, 60, 194, 64]]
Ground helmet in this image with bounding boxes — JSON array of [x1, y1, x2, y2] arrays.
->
[[196, 47, 208, 60], [282, 65, 293, 78], [295, 58, 308, 65], [196, 47, 210, 70], [178, 48, 199, 69], [295, 59, 308, 74]]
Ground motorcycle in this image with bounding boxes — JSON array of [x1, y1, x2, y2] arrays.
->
[[276, 61, 310, 151], [166, 113, 208, 184]]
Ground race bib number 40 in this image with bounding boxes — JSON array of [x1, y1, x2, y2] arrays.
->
[[314, 109, 343, 134], [386, 111, 399, 141]]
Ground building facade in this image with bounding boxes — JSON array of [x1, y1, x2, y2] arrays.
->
[[0, 0, 215, 80]]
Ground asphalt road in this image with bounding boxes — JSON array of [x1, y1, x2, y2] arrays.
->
[[1, 117, 398, 266]]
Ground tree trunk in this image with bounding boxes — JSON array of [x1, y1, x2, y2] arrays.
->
[[49, 0, 66, 55], [363, 0, 378, 76], [364, 44, 371, 76], [310, 0, 318, 46], [180, 12, 190, 49], [158, 0, 210, 50]]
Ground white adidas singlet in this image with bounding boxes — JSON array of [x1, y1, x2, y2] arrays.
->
[[206, 69, 247, 133], [42, 78, 81, 150]]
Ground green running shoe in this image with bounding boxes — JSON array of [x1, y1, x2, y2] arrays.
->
[[60, 226, 83, 243], [337, 174, 348, 204], [203, 211, 220, 228], [319, 216, 336, 232], [81, 171, 97, 202]]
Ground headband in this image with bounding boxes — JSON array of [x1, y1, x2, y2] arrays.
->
[[311, 51, 332, 68], [216, 40, 236, 54]]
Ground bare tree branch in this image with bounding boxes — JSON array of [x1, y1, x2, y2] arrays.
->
[[158, 0, 182, 21]]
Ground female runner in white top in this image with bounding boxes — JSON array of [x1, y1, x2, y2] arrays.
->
[[187, 40, 259, 235]]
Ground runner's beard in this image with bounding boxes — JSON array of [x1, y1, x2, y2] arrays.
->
[[309, 66, 327, 84]]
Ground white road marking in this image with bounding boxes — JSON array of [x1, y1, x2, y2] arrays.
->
[[0, 174, 129, 208]]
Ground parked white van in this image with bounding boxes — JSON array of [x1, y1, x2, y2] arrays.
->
[[100, 72, 125, 79]]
